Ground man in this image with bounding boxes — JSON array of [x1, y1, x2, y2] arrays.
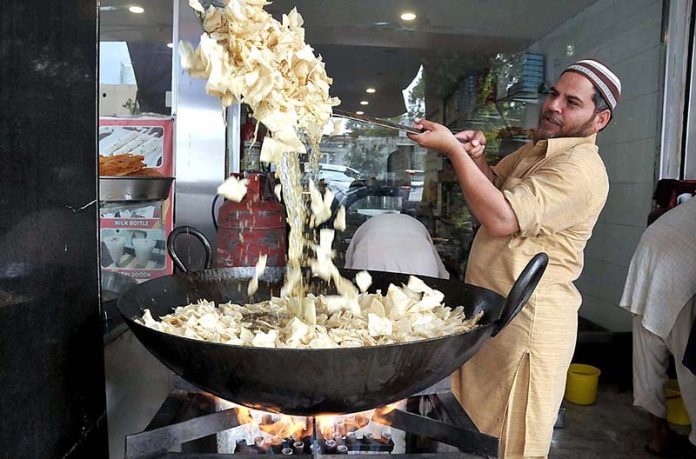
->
[[344, 213, 450, 279], [620, 196, 696, 455], [408, 59, 620, 458]]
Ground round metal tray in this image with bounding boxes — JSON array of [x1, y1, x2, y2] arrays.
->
[[99, 176, 174, 202]]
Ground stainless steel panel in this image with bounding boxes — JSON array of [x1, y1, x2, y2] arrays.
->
[[172, 0, 229, 268]]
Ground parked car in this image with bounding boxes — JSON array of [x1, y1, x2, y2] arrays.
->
[[317, 163, 362, 194]]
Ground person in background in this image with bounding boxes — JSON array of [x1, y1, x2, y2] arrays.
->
[[408, 59, 620, 458], [343, 212, 450, 436], [344, 213, 449, 279], [620, 195, 696, 456]]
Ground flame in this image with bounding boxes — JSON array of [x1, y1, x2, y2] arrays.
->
[[227, 399, 385, 444], [285, 417, 312, 440], [371, 402, 402, 427], [246, 413, 312, 440], [235, 406, 255, 425], [381, 402, 401, 414], [233, 405, 310, 439], [316, 415, 336, 439]]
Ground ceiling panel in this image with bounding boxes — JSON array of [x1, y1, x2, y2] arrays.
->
[[100, 0, 173, 42], [99, 0, 600, 117]]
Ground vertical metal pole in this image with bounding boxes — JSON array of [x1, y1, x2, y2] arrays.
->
[[660, 0, 694, 179], [171, 0, 229, 267]]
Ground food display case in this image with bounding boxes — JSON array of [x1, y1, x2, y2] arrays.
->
[[98, 117, 175, 282]]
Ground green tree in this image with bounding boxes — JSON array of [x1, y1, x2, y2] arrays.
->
[[406, 67, 425, 120], [342, 128, 392, 178], [345, 119, 398, 139]]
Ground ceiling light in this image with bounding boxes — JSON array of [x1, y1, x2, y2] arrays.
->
[[356, 111, 365, 115], [129, 5, 145, 14], [400, 12, 417, 21], [366, 88, 376, 94], [167, 42, 174, 49], [360, 101, 369, 106]]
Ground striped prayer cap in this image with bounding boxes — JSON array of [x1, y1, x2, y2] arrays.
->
[[563, 59, 621, 111]]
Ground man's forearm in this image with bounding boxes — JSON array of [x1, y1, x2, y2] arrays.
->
[[472, 155, 496, 184], [405, 121, 513, 234]]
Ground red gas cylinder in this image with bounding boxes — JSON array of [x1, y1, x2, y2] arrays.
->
[[216, 173, 287, 268]]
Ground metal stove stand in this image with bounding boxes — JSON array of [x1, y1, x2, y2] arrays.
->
[[125, 391, 498, 458]]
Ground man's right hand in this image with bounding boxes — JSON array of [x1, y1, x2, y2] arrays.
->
[[455, 130, 486, 160]]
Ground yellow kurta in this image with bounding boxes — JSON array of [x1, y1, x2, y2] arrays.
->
[[451, 134, 609, 457]]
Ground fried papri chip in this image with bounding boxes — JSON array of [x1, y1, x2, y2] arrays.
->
[[355, 270, 372, 293], [333, 205, 346, 231], [247, 254, 268, 295], [217, 175, 249, 202], [308, 179, 333, 226]]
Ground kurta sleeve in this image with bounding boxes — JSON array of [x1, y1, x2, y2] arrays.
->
[[490, 150, 522, 189], [502, 153, 607, 237]]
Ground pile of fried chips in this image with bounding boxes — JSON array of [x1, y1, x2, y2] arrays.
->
[[99, 153, 163, 177], [138, 274, 482, 349]]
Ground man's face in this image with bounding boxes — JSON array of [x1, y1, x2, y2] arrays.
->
[[536, 72, 609, 141]]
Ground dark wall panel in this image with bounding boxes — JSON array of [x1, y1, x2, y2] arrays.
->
[[0, 1, 107, 457]]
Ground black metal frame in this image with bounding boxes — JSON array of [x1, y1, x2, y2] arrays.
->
[[126, 408, 240, 458], [377, 393, 498, 457], [125, 391, 498, 459]]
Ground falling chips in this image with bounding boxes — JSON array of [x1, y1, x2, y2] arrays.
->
[[247, 254, 268, 295], [182, 0, 341, 299], [217, 175, 249, 202], [333, 206, 346, 231], [308, 179, 334, 227], [181, 0, 340, 163], [355, 271, 372, 293]]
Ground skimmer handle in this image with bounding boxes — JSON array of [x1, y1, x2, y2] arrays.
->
[[492, 253, 548, 337]]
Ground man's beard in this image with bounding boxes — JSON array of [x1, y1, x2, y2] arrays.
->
[[534, 111, 596, 142]]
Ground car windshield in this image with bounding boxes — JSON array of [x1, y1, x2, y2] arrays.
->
[[319, 170, 354, 182]]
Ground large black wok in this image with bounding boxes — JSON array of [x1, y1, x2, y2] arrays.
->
[[119, 227, 547, 415]]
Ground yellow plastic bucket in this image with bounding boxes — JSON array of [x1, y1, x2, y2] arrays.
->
[[665, 379, 691, 426], [565, 363, 601, 405]]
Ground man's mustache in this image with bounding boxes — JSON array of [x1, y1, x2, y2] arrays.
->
[[541, 111, 563, 127]]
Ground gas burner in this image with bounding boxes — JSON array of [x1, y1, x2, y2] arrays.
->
[[125, 389, 498, 458]]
